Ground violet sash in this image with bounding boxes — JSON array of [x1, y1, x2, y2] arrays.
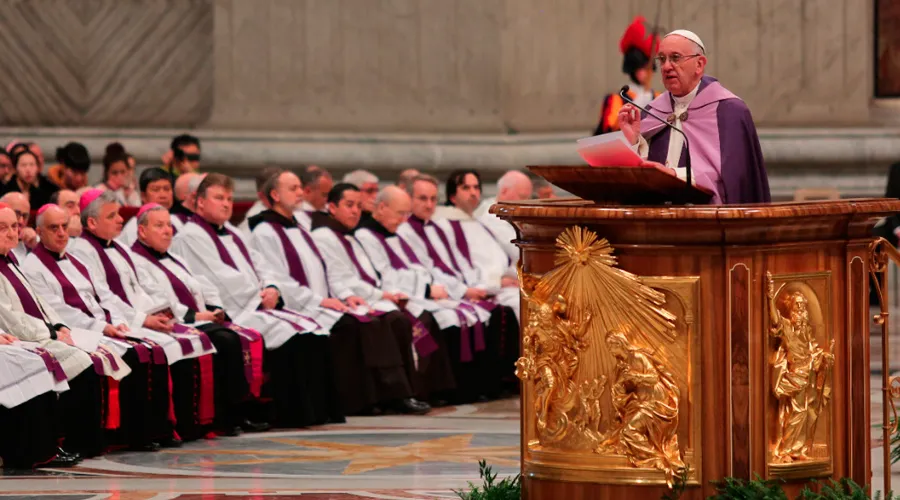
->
[[32, 245, 112, 324], [447, 220, 473, 267], [259, 309, 321, 333], [171, 323, 214, 353], [406, 217, 460, 276], [330, 228, 378, 287], [396, 235, 422, 265], [223, 322, 263, 389], [476, 220, 512, 266], [25, 347, 67, 382], [368, 230, 485, 360], [190, 215, 260, 280], [404, 310, 438, 358], [267, 222, 313, 287], [130, 242, 202, 312], [0, 257, 45, 319], [81, 232, 138, 305]]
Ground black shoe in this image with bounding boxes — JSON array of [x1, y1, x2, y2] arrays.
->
[[396, 398, 431, 415], [41, 453, 80, 468], [129, 442, 161, 452], [56, 448, 81, 462], [240, 419, 271, 433], [219, 426, 242, 437], [159, 436, 183, 448]]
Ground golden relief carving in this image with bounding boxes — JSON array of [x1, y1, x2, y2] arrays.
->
[[765, 271, 834, 477], [516, 226, 695, 487]]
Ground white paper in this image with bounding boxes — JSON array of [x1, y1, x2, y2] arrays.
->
[[576, 131, 644, 167]]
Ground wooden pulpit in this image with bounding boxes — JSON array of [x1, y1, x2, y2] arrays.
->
[[491, 166, 900, 499]]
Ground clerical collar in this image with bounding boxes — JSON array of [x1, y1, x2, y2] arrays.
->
[[40, 244, 66, 261], [250, 209, 297, 231], [673, 81, 701, 107], [0, 252, 14, 264], [192, 215, 230, 236], [408, 214, 432, 227], [312, 214, 354, 235], [83, 230, 113, 248], [358, 215, 394, 237], [170, 203, 192, 217], [137, 240, 169, 260]]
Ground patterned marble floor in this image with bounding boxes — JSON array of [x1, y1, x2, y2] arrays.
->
[[0, 398, 521, 500]]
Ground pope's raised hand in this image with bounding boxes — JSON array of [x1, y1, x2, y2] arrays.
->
[[618, 103, 641, 146]]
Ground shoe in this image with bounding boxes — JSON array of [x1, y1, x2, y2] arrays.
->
[[159, 436, 183, 448], [429, 398, 450, 408], [129, 442, 161, 452], [41, 453, 80, 468], [219, 426, 242, 437], [240, 419, 271, 433], [56, 448, 81, 462], [396, 398, 431, 415]]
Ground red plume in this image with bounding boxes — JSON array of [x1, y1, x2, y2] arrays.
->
[[619, 16, 659, 58]]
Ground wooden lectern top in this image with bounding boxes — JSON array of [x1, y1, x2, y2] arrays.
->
[[527, 164, 714, 205]]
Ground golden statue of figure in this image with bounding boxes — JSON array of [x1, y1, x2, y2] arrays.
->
[[766, 273, 834, 464], [602, 331, 685, 486], [516, 285, 596, 445]]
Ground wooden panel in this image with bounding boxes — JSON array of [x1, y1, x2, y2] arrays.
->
[[728, 262, 751, 479], [847, 246, 871, 486], [0, 0, 213, 127]]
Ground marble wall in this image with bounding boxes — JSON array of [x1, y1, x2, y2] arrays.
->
[[0, 0, 878, 132]]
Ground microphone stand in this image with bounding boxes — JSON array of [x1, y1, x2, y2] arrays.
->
[[619, 85, 693, 191]]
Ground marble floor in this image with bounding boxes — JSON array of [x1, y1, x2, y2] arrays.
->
[[0, 399, 521, 500], [7, 305, 900, 499]]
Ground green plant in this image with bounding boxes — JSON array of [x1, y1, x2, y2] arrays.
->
[[454, 459, 521, 500], [799, 478, 894, 500], [661, 467, 690, 500], [708, 475, 789, 500]]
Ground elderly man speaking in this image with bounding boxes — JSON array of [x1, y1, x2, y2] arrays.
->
[[618, 29, 770, 205]]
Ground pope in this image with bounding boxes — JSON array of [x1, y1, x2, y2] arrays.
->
[[618, 29, 771, 205]]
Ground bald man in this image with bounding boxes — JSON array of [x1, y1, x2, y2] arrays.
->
[[396, 169, 421, 191], [171, 172, 200, 222], [357, 186, 506, 403], [0, 192, 38, 261], [473, 170, 532, 264]]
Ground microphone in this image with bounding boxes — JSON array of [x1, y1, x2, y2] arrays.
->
[[619, 85, 692, 191]]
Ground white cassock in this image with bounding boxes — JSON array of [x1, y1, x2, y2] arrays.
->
[[171, 219, 321, 349], [22, 246, 159, 374], [0, 255, 96, 380], [398, 218, 519, 318], [117, 211, 185, 248], [68, 235, 215, 362], [311, 223, 401, 314], [355, 225, 486, 329], [249, 214, 346, 330], [432, 206, 520, 318], [475, 196, 519, 265], [0, 343, 68, 409]]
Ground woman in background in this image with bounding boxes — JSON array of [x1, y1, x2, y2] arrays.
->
[[0, 148, 58, 207], [96, 145, 140, 207]]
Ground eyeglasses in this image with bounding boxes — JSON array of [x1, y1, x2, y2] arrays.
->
[[654, 53, 702, 66]]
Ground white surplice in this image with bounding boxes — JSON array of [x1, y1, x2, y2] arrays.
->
[[69, 236, 215, 362], [0, 343, 66, 409], [474, 196, 519, 265], [0, 256, 95, 380], [171, 220, 321, 349], [311, 225, 400, 314], [355, 226, 482, 329], [250, 219, 346, 331]]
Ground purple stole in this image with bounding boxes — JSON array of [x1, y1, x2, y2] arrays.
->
[[31, 245, 159, 366], [26, 346, 67, 382], [367, 230, 483, 362], [329, 228, 379, 286], [406, 217, 461, 276], [189, 215, 258, 279], [190, 216, 323, 330], [81, 232, 138, 305], [32, 244, 113, 324], [266, 221, 323, 288], [130, 241, 262, 389], [447, 220, 474, 267], [0, 254, 45, 319]]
